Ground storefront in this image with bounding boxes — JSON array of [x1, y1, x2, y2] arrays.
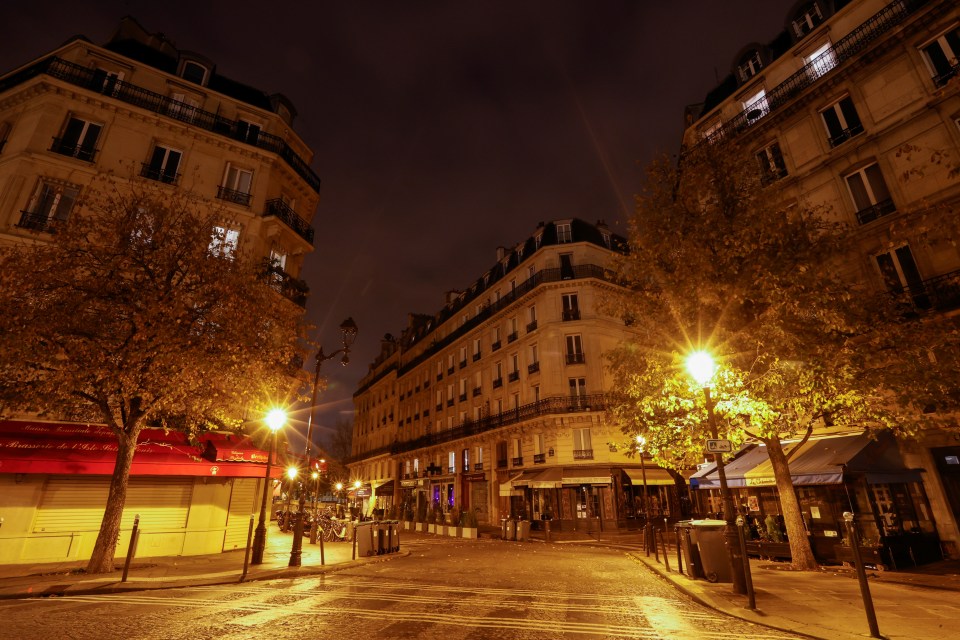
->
[[691, 432, 940, 569]]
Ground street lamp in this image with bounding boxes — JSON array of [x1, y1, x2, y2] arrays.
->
[[636, 435, 652, 557], [251, 408, 285, 565], [685, 350, 747, 595], [292, 317, 359, 563], [335, 482, 344, 519], [309, 469, 320, 545]]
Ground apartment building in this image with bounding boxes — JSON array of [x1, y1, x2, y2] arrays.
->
[[348, 219, 682, 533], [681, 0, 960, 560], [0, 17, 318, 564]]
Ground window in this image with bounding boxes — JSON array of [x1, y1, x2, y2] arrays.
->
[[168, 93, 200, 123], [462, 449, 470, 472], [236, 119, 261, 145], [528, 344, 540, 374], [492, 326, 502, 350], [181, 60, 208, 85], [875, 245, 930, 309], [562, 293, 580, 321], [492, 362, 503, 388], [573, 428, 593, 460], [921, 27, 960, 87], [447, 383, 454, 406], [565, 335, 584, 364], [142, 145, 182, 184], [497, 441, 508, 468], [600, 231, 611, 249], [845, 163, 895, 224], [820, 96, 863, 147], [534, 233, 543, 250], [534, 434, 545, 463], [17, 180, 79, 233], [459, 378, 467, 401], [512, 437, 523, 466], [209, 226, 239, 258], [756, 142, 787, 183], [701, 117, 722, 142], [533, 385, 540, 402], [556, 223, 572, 243], [447, 353, 455, 374], [91, 68, 123, 96], [805, 41, 836, 80], [527, 305, 537, 331], [560, 253, 574, 279], [742, 88, 768, 121], [792, 2, 823, 39], [737, 50, 763, 82], [219, 164, 253, 206], [509, 353, 520, 382], [569, 377, 587, 399], [508, 317, 518, 342], [459, 346, 467, 368], [475, 446, 484, 470], [52, 116, 101, 161]]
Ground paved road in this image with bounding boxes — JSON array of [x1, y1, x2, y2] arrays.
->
[[0, 537, 805, 639]]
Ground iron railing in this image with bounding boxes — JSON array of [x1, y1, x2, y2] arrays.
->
[[262, 263, 308, 307], [50, 137, 96, 162], [566, 352, 586, 365], [217, 185, 252, 207], [16, 211, 59, 233], [263, 198, 315, 245], [855, 198, 896, 225], [511, 457, 524, 466], [526, 320, 538, 332], [139, 162, 180, 185], [533, 453, 546, 464], [562, 308, 581, 321], [508, 371, 520, 382], [900, 268, 960, 312], [527, 361, 540, 374], [1, 56, 321, 192]]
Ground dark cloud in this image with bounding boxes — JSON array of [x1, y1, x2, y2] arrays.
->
[[0, 0, 797, 443]]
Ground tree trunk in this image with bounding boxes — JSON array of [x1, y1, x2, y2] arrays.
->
[[765, 437, 818, 570], [85, 432, 137, 574]]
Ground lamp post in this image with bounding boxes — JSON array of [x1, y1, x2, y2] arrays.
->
[[335, 482, 345, 518], [636, 435, 652, 557], [251, 408, 285, 565], [309, 469, 320, 545], [353, 479, 362, 519], [291, 318, 358, 563], [685, 350, 747, 595]]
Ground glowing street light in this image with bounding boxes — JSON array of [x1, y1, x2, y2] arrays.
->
[[684, 350, 747, 595], [251, 408, 285, 565]]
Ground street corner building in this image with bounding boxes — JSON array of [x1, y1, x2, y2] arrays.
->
[[0, 18, 320, 564], [346, 219, 688, 535], [681, 0, 960, 563], [0, 420, 283, 564], [0, 15, 319, 306]]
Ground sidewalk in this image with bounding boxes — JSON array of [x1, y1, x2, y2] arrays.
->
[[0, 526, 406, 600]]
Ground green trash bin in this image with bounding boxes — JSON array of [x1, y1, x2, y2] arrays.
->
[[690, 519, 731, 583], [676, 521, 704, 579], [354, 521, 376, 557]]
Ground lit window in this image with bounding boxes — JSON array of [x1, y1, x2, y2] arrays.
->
[[920, 27, 960, 87], [209, 226, 240, 258], [742, 88, 768, 121], [556, 223, 572, 243], [805, 42, 836, 80]]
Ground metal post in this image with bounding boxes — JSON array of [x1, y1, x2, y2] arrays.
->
[[844, 512, 881, 638], [320, 522, 326, 565], [675, 526, 683, 573], [352, 524, 357, 560], [251, 430, 277, 565], [704, 386, 747, 595], [736, 515, 756, 610], [289, 477, 304, 567], [661, 531, 671, 572], [641, 450, 652, 557], [121, 514, 140, 582], [240, 515, 255, 582], [545, 519, 551, 543]]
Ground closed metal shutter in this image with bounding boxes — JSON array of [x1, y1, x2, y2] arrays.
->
[[223, 478, 259, 551], [35, 476, 193, 533]]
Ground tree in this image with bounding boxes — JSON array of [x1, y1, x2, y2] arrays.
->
[[326, 417, 354, 468], [606, 140, 959, 571], [0, 179, 308, 573]]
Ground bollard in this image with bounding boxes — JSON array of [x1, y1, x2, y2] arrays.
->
[[319, 524, 325, 565], [736, 516, 756, 610], [675, 526, 683, 573], [121, 514, 140, 583], [844, 512, 881, 638], [240, 515, 255, 582], [351, 524, 357, 561], [653, 528, 660, 563], [660, 531, 671, 572], [545, 519, 551, 543]]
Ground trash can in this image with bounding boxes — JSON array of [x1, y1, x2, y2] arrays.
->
[[373, 521, 386, 555], [386, 520, 400, 552], [505, 518, 517, 541], [675, 521, 704, 579], [354, 521, 375, 557], [516, 519, 531, 542], [690, 519, 730, 583]]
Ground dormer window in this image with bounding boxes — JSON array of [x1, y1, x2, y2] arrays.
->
[[737, 50, 763, 83], [792, 2, 823, 39], [180, 60, 208, 85]]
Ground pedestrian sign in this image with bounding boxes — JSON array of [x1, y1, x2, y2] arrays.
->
[[706, 439, 733, 453]]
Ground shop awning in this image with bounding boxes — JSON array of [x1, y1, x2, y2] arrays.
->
[[200, 432, 270, 464], [499, 473, 524, 496], [562, 467, 611, 486], [624, 467, 676, 486], [374, 479, 395, 496], [694, 433, 923, 489], [0, 420, 278, 478], [511, 467, 563, 489]]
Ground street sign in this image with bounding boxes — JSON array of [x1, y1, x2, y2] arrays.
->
[[706, 439, 733, 453]]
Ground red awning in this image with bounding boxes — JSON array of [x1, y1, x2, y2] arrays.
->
[[199, 432, 271, 464], [0, 421, 278, 478]]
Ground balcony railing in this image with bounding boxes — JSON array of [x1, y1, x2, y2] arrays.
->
[[50, 137, 96, 162], [492, 378, 503, 389], [527, 362, 540, 374], [217, 185, 252, 207], [263, 199, 315, 245], [447, 366, 455, 375], [262, 263, 308, 307], [699, 0, 928, 144], [446, 399, 454, 407], [566, 352, 585, 365], [436, 403, 442, 412], [459, 360, 467, 369], [16, 211, 60, 234], [573, 449, 594, 460], [474, 462, 484, 471], [472, 387, 482, 397], [0, 56, 322, 192], [139, 162, 180, 185], [855, 198, 896, 225], [899, 268, 960, 312], [533, 453, 546, 464], [491, 341, 502, 351], [497, 459, 507, 469], [933, 61, 960, 87], [827, 123, 865, 148], [458, 393, 467, 402], [507, 332, 518, 343], [472, 352, 481, 362], [526, 320, 538, 332], [508, 371, 520, 382], [562, 309, 581, 321], [511, 456, 524, 466]]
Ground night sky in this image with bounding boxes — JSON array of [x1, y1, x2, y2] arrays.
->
[[1, 1, 798, 449]]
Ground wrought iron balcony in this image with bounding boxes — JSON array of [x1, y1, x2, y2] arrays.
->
[[492, 378, 503, 389], [217, 185, 252, 207], [534, 453, 546, 464], [855, 199, 896, 225], [447, 366, 455, 375], [0, 56, 322, 192], [497, 459, 507, 469], [472, 352, 481, 362], [526, 320, 538, 332], [566, 352, 585, 365], [491, 341, 502, 351], [827, 123, 865, 148], [459, 393, 467, 402], [899, 268, 960, 312], [16, 211, 60, 234], [448, 466, 456, 474], [459, 359, 467, 369], [527, 362, 540, 374], [474, 462, 484, 471], [573, 449, 594, 460], [932, 61, 960, 87], [50, 137, 96, 162], [436, 403, 442, 412], [139, 162, 180, 185], [262, 262, 308, 307], [263, 199, 315, 245], [511, 456, 524, 466], [472, 387, 482, 397], [508, 371, 520, 382], [507, 331, 518, 343], [562, 309, 581, 321]]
